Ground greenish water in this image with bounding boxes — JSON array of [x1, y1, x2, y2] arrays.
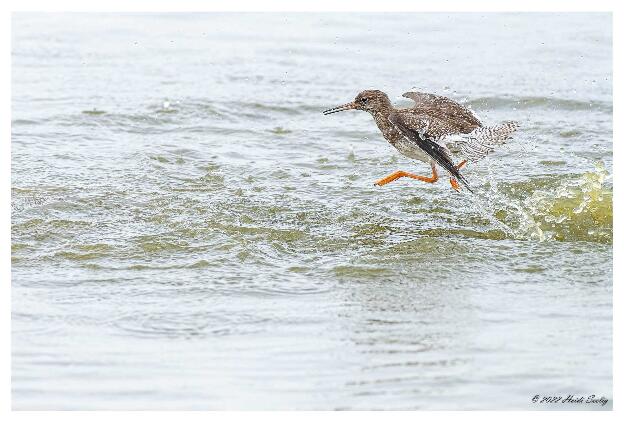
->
[[12, 13, 612, 410]]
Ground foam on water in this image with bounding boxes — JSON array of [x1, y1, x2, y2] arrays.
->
[[521, 161, 612, 243]]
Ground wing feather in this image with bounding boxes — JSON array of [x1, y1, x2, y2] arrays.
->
[[457, 121, 519, 162]]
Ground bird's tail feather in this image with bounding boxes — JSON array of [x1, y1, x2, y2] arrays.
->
[[459, 121, 519, 162]]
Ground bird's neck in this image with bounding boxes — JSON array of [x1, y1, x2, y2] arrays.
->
[[370, 100, 395, 119]]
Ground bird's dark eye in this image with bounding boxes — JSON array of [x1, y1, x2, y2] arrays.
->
[[360, 97, 368, 104]]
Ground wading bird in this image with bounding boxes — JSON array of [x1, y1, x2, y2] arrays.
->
[[323, 90, 518, 192]]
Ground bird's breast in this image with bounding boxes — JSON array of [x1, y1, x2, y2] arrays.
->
[[371, 112, 429, 162]]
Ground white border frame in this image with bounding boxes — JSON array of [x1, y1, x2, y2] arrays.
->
[[2, 1, 619, 421]]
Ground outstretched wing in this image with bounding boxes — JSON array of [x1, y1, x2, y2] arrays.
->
[[403, 91, 482, 132], [388, 112, 473, 192], [457, 121, 520, 162]]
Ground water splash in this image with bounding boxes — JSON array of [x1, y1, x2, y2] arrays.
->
[[461, 159, 545, 241], [471, 161, 612, 243]]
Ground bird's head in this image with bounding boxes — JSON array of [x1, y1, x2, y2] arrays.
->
[[323, 89, 392, 116]]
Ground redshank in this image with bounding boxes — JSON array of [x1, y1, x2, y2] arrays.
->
[[323, 90, 518, 192]]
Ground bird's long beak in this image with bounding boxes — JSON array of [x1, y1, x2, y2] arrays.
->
[[323, 102, 357, 115]]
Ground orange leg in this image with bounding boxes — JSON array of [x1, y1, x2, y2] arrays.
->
[[449, 160, 468, 192], [374, 163, 439, 186]]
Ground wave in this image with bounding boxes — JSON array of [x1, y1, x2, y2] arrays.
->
[[476, 162, 612, 244]]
